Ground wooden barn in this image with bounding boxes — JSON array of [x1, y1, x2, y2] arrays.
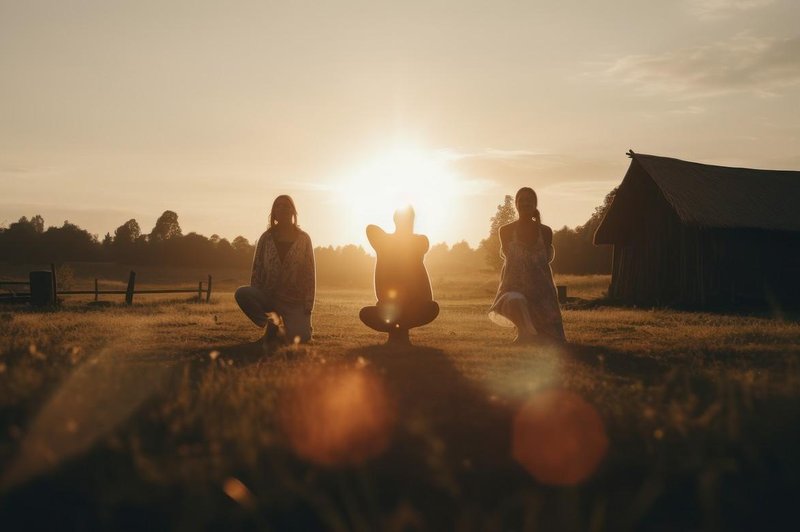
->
[[593, 151, 800, 308]]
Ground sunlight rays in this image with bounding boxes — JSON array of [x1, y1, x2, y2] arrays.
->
[[336, 145, 461, 247]]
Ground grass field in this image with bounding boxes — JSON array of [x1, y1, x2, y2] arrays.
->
[[1, 271, 799, 530]]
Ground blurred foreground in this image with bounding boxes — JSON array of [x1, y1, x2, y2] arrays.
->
[[0, 274, 799, 530]]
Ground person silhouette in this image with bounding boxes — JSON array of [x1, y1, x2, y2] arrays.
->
[[489, 187, 566, 344], [359, 205, 439, 344], [235, 195, 316, 346]]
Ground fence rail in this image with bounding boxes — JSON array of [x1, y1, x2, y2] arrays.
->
[[0, 267, 213, 305]]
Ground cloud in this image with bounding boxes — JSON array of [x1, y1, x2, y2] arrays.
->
[[0, 162, 29, 174], [448, 150, 621, 190], [602, 33, 800, 99], [669, 105, 707, 115], [539, 180, 621, 201], [685, 0, 775, 19]]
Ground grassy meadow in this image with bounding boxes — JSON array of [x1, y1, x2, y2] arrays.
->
[[1, 266, 800, 530]]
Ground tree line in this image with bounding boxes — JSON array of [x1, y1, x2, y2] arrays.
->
[[0, 190, 616, 277]]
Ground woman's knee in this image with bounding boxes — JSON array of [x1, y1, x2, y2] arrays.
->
[[234, 286, 251, 305]]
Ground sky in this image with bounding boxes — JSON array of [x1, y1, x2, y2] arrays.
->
[[1, 0, 799, 248]]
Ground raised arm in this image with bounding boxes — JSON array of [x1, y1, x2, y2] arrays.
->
[[366, 224, 387, 253]]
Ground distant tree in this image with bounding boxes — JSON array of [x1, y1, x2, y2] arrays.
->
[[30, 214, 45, 233], [580, 186, 618, 237], [478, 195, 516, 270], [232, 236, 250, 253], [149, 210, 182, 242], [426, 242, 449, 267], [551, 187, 618, 275], [0, 216, 41, 262], [114, 219, 141, 244], [40, 220, 100, 262], [314, 244, 374, 287]]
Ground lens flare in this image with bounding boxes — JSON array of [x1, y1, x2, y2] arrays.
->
[[512, 389, 608, 486], [279, 366, 395, 467]]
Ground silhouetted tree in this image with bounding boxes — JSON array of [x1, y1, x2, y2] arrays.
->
[[112, 219, 142, 263], [149, 211, 182, 242], [30, 215, 45, 233], [550, 187, 617, 274], [114, 219, 141, 244], [40, 221, 100, 262], [232, 236, 250, 253], [479, 195, 516, 270], [0, 215, 43, 262]]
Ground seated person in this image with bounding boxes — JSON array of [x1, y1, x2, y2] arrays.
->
[[489, 187, 565, 344], [359, 205, 439, 344], [235, 195, 315, 346]]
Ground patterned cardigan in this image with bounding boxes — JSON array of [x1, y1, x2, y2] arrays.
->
[[250, 227, 316, 313]]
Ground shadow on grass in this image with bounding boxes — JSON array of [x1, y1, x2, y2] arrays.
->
[[566, 342, 670, 383], [340, 343, 531, 522], [568, 296, 800, 322]]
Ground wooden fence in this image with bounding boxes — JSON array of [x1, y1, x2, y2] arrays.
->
[[0, 264, 213, 305]]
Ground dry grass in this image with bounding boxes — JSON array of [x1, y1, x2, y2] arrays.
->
[[1, 275, 799, 530]]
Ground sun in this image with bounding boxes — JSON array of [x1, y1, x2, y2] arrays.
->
[[337, 146, 459, 247]]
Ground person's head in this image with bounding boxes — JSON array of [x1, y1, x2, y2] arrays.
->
[[393, 204, 415, 234], [270, 195, 298, 228], [515, 187, 541, 222]]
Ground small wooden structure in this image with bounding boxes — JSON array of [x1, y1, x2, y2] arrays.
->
[[594, 151, 800, 308]]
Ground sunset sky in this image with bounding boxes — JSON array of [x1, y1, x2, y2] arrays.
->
[[2, 1, 799, 248]]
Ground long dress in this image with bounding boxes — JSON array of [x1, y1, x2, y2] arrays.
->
[[488, 224, 566, 341]]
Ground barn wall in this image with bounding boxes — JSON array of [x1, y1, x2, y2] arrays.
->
[[704, 228, 800, 308], [614, 224, 800, 308], [603, 159, 800, 308], [609, 163, 682, 305]]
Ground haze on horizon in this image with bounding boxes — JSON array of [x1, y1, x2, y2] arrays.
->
[[2, 0, 799, 248]]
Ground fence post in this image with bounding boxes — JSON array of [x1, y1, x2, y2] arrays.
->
[[206, 275, 212, 303], [125, 271, 136, 305], [94, 278, 99, 302], [30, 271, 55, 307], [50, 263, 58, 305], [197, 281, 203, 303]]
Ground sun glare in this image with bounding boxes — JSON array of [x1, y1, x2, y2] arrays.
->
[[338, 146, 459, 247]]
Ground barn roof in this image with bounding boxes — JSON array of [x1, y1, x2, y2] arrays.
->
[[595, 152, 800, 243]]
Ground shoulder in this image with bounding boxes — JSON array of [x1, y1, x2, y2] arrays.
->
[[540, 224, 553, 243], [256, 229, 272, 245], [296, 228, 312, 242], [414, 234, 429, 249], [499, 221, 516, 239]]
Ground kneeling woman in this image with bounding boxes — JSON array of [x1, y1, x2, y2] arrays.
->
[[489, 187, 566, 344], [236, 195, 316, 344]]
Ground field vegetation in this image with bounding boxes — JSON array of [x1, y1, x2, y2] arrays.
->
[[1, 268, 799, 530]]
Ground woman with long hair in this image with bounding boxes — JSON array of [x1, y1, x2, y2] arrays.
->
[[235, 195, 316, 344], [488, 187, 566, 344]]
